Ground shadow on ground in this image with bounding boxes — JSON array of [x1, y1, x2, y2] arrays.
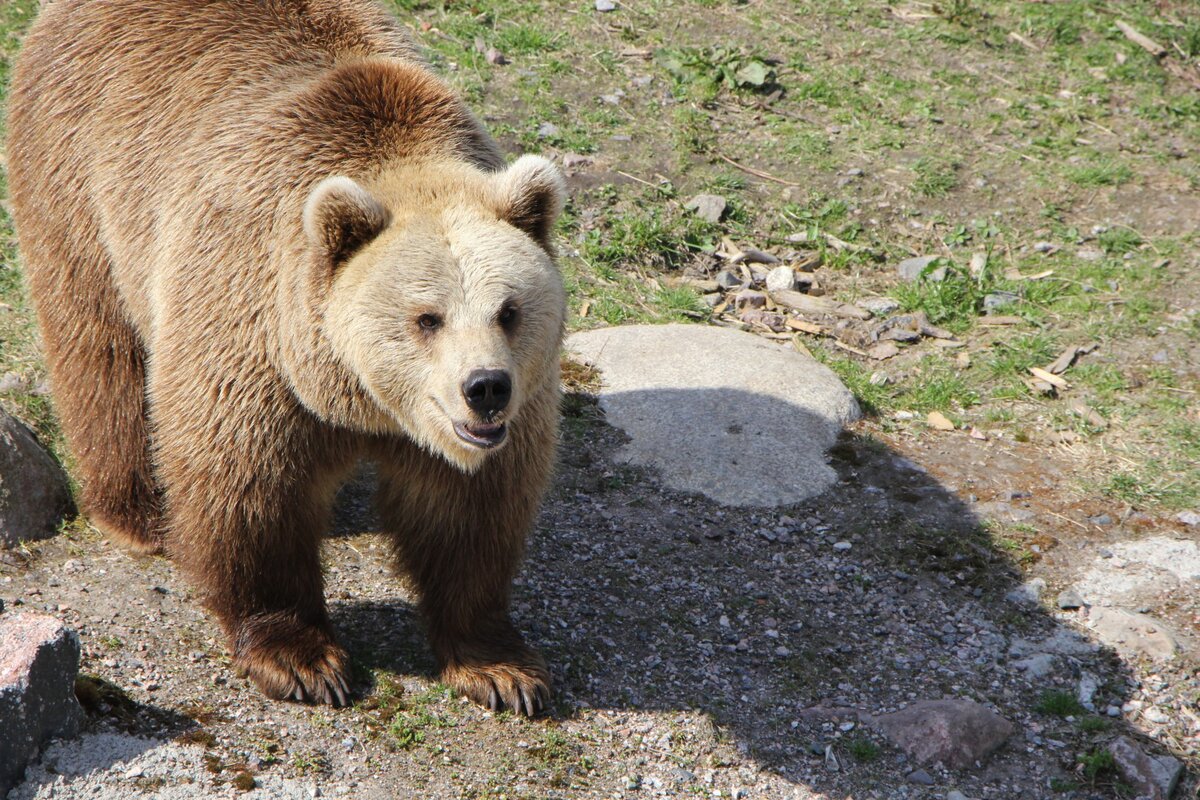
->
[[327, 387, 1163, 797]]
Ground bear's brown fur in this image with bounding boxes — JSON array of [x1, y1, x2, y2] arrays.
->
[[8, 0, 567, 715]]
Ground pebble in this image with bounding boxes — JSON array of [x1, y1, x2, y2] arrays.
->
[[832, 541, 852, 551], [765, 266, 796, 293], [856, 296, 901, 315], [1056, 588, 1085, 609], [684, 193, 727, 224], [906, 769, 935, 785], [595, 0, 616, 10], [622, 775, 640, 789], [0, 372, 23, 393], [714, 269, 742, 290], [1142, 707, 1170, 724], [947, 792, 969, 800], [897, 255, 946, 283], [1176, 511, 1200, 527], [1033, 241, 1057, 253], [1004, 578, 1045, 606], [536, 122, 560, 138]]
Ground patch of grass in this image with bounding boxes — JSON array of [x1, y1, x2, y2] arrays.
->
[[657, 46, 776, 102], [1035, 689, 1084, 717], [1078, 748, 1117, 782], [1077, 716, 1110, 733], [1065, 158, 1134, 187], [846, 737, 880, 762], [912, 156, 960, 197]]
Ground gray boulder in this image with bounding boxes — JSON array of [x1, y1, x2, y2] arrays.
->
[[0, 410, 73, 547], [0, 613, 85, 794], [565, 324, 859, 507]]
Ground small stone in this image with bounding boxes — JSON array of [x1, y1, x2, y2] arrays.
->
[[1077, 246, 1104, 261], [701, 293, 722, 308], [536, 121, 559, 138], [1005, 578, 1045, 606], [715, 269, 742, 290], [1108, 736, 1182, 800], [484, 47, 507, 65], [808, 741, 827, 756], [906, 769, 935, 785], [983, 291, 1020, 313], [622, 774, 641, 790], [684, 194, 727, 224], [124, 766, 145, 779], [0, 373, 23, 394], [1013, 653, 1056, 680], [856, 296, 901, 315], [1106, 705, 1121, 717], [897, 255, 946, 283], [765, 266, 797, 293], [595, 0, 616, 10], [926, 411, 955, 432], [734, 290, 766, 310], [867, 341, 901, 361], [1033, 241, 1057, 253], [946, 792, 969, 800], [1176, 511, 1200, 527], [868, 371, 890, 387], [1056, 588, 1086, 609], [1077, 672, 1100, 712], [1142, 707, 1170, 725], [846, 168, 864, 177], [832, 541, 852, 551], [1087, 513, 1113, 526]]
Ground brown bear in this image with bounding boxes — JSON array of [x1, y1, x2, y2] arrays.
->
[[8, 0, 566, 715]]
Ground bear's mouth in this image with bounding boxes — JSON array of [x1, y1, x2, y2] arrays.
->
[[454, 420, 508, 449]]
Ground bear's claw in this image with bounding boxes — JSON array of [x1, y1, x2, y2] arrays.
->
[[442, 657, 551, 717], [232, 617, 352, 707]]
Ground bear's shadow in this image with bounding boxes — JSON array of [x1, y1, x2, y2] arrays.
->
[[332, 387, 1142, 793]]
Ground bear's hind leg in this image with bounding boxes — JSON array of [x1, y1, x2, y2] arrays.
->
[[376, 443, 551, 717], [21, 230, 162, 553]]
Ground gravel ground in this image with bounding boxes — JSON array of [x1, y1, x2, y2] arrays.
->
[[2, 391, 1196, 799]]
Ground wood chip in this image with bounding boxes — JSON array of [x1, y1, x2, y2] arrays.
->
[[1029, 366, 1068, 389], [579, 300, 591, 317], [1115, 20, 1167, 58], [1044, 342, 1097, 375], [832, 340, 867, 357], [785, 318, 825, 335], [770, 290, 872, 320], [926, 411, 955, 431], [1069, 401, 1108, 430], [1025, 378, 1057, 396], [979, 316, 1023, 326]]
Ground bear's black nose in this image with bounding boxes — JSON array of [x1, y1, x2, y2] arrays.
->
[[462, 369, 512, 418]]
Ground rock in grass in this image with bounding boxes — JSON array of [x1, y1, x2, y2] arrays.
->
[[0, 614, 85, 795], [684, 194, 727, 224], [1107, 736, 1182, 800], [897, 255, 947, 282], [871, 699, 1014, 769], [0, 410, 75, 548], [595, 0, 616, 10]]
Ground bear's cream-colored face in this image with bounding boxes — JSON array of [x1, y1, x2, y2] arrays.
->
[[304, 156, 566, 472]]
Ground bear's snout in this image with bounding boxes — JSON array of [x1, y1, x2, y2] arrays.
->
[[462, 369, 512, 419]]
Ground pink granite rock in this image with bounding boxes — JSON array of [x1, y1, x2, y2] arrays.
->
[[0, 613, 84, 793]]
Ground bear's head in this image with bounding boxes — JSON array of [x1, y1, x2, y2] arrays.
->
[[302, 155, 567, 472]]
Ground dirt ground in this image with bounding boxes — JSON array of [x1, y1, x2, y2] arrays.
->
[[2, 0, 1200, 798]]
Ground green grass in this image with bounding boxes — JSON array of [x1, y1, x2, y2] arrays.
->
[[1034, 689, 1085, 718]]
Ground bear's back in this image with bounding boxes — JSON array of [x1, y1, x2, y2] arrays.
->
[[9, 0, 500, 336]]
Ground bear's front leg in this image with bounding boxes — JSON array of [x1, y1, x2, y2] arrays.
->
[[376, 440, 552, 717], [154, 370, 355, 705]]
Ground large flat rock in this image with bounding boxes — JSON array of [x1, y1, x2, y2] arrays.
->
[[565, 324, 859, 507]]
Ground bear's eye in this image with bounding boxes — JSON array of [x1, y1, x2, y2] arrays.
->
[[417, 313, 442, 332], [498, 303, 519, 330]]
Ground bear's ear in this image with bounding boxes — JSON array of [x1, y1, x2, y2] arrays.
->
[[303, 176, 390, 269], [493, 155, 566, 251]]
